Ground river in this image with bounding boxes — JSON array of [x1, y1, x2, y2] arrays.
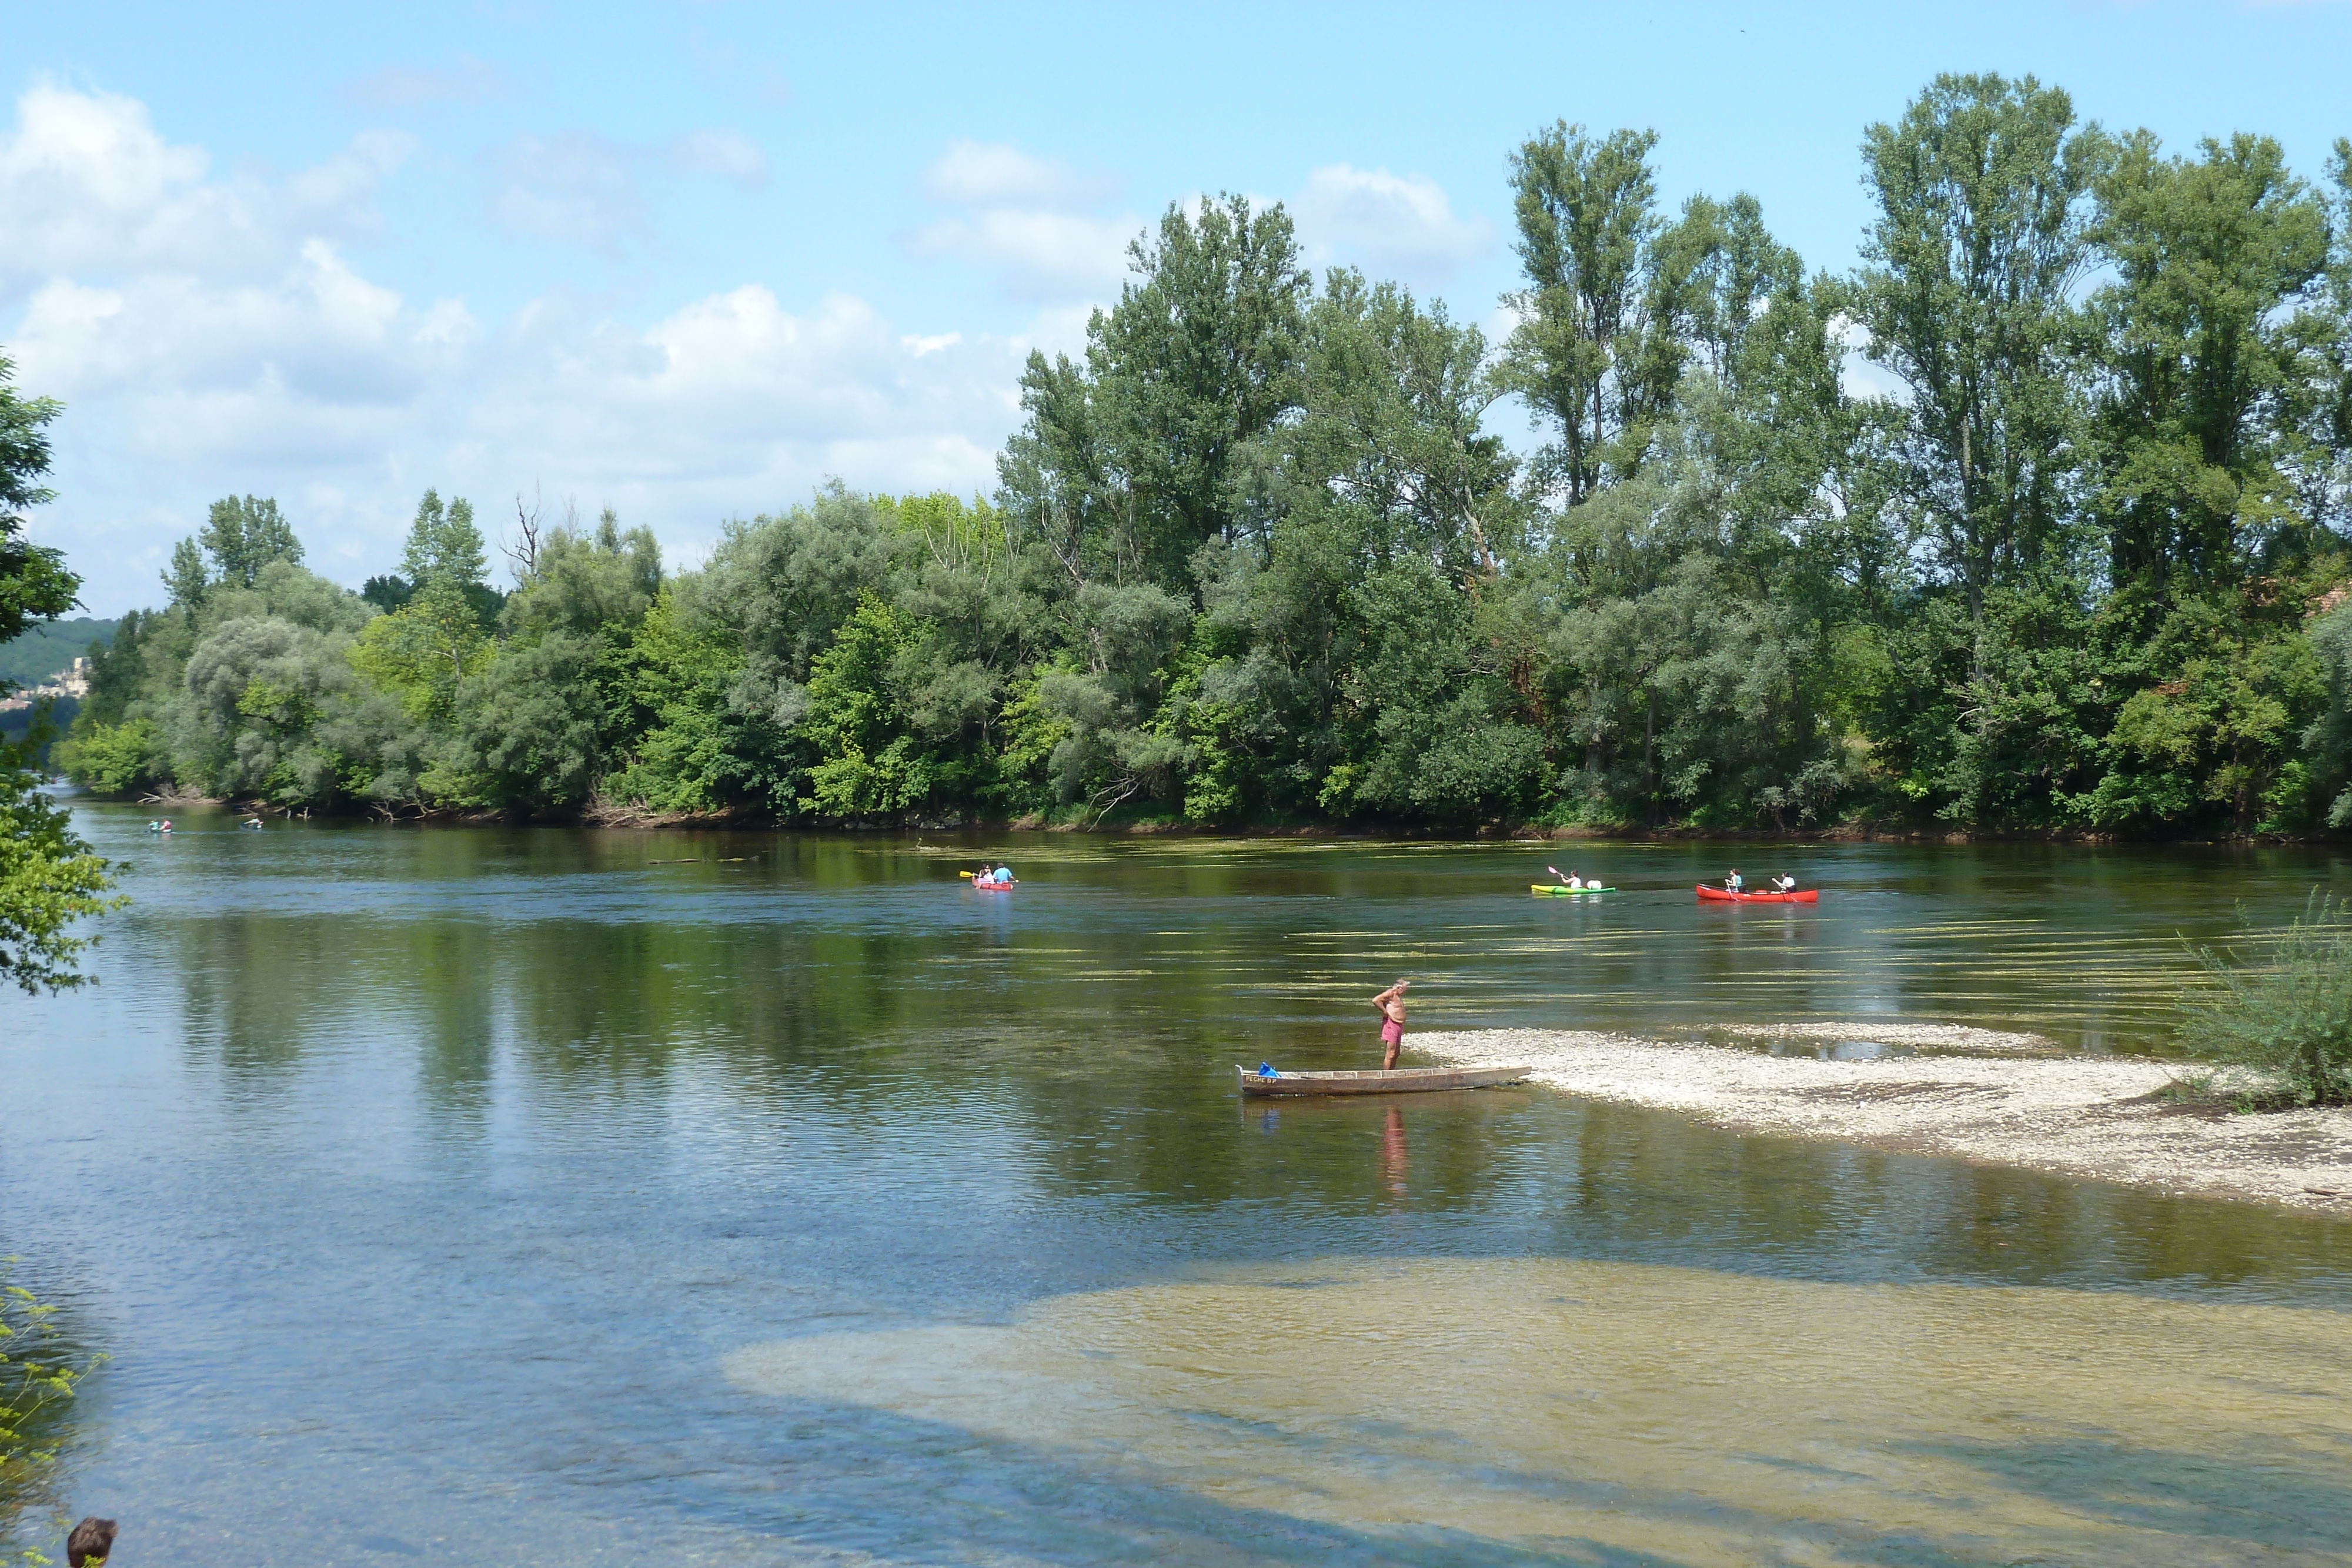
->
[[4, 805, 2350, 1565]]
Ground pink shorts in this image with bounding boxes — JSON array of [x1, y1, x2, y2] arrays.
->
[[1381, 1018, 1403, 1046]]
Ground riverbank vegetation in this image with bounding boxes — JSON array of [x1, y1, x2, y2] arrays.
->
[[2180, 892, 2352, 1108], [48, 74, 2352, 835], [0, 355, 116, 992], [0, 1262, 96, 1565]]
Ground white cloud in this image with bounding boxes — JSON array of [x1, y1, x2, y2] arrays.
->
[[920, 139, 1119, 210], [0, 82, 407, 293], [910, 209, 1139, 303], [910, 139, 1141, 303], [482, 125, 770, 250], [0, 86, 1027, 613], [669, 128, 769, 186], [481, 129, 646, 250], [685, 36, 794, 108], [1291, 163, 1494, 290], [340, 55, 511, 109]]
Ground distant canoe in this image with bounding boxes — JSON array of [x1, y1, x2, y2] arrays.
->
[[1696, 884, 1818, 904], [1531, 884, 1615, 895], [1235, 1064, 1531, 1098]]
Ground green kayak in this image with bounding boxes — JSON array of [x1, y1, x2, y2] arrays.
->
[[1531, 883, 1616, 895]]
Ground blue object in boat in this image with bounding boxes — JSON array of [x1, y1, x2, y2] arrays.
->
[[1258, 1061, 1277, 1077]]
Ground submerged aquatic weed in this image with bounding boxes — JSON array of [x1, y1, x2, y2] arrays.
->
[[2179, 892, 2352, 1109]]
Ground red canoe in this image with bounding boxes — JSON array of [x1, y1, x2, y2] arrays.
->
[[1696, 884, 1818, 904]]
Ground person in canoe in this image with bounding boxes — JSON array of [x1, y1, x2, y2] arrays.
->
[[1770, 873, 1796, 892], [1372, 978, 1410, 1069], [1546, 865, 1583, 888], [1723, 868, 1743, 892]]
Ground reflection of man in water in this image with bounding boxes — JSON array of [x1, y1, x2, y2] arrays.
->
[[1382, 1106, 1408, 1197], [1371, 978, 1409, 1069]]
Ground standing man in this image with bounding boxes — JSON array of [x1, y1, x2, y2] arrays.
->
[[1371, 978, 1410, 1069]]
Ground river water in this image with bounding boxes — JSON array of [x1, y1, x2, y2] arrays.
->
[[4, 805, 2351, 1566]]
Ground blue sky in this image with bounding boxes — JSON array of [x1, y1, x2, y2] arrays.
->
[[9, 1, 2352, 613]]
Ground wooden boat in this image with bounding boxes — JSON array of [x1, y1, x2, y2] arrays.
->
[[1531, 883, 1615, 895], [1235, 1064, 1531, 1097], [1695, 884, 1818, 904]]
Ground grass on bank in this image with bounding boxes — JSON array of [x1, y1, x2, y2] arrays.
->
[[2177, 891, 2352, 1110]]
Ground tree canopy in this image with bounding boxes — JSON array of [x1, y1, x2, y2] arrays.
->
[[0, 356, 118, 991], [51, 76, 2352, 838]]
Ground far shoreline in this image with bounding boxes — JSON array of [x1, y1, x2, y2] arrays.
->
[[1415, 1027, 2352, 1214], [57, 787, 2348, 847]]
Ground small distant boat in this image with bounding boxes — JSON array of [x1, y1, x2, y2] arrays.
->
[[1531, 883, 1615, 895], [1235, 1064, 1531, 1098], [970, 878, 1016, 891], [1696, 884, 1818, 904]]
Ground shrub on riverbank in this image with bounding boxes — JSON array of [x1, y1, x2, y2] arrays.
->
[[2180, 893, 2352, 1108], [0, 1262, 98, 1566]]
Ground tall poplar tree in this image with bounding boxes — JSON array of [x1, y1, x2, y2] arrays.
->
[[1848, 74, 2110, 648], [1502, 123, 1665, 507]]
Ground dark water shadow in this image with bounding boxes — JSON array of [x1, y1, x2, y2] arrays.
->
[[1898, 1435, 2352, 1557]]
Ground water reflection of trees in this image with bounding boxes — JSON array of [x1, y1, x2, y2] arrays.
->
[[157, 828, 2352, 1305]]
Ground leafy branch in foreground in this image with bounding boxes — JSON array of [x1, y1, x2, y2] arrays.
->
[[2179, 891, 2352, 1108], [0, 1261, 102, 1567], [0, 723, 121, 995]]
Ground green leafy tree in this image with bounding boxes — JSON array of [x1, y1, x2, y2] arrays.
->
[[1501, 122, 1669, 506], [800, 597, 942, 818], [1001, 196, 1310, 590], [349, 586, 489, 730], [50, 716, 162, 797], [1848, 74, 2109, 652], [0, 352, 116, 992], [0, 750, 122, 993], [161, 537, 209, 609], [2283, 141, 2352, 541], [450, 634, 606, 810], [0, 357, 76, 644], [2307, 603, 2352, 825], [2088, 132, 2330, 596], [402, 489, 487, 590], [602, 585, 767, 815], [199, 495, 304, 587]]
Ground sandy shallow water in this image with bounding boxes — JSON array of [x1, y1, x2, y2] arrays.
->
[[728, 1256, 2352, 1567], [1414, 1028, 2352, 1211]]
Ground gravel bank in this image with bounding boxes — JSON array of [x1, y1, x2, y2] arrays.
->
[[1415, 1028, 2352, 1212]]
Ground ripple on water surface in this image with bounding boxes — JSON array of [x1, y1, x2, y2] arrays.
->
[[11, 814, 2352, 1563]]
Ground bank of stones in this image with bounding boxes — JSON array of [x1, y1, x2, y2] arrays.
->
[[1414, 1028, 2352, 1212]]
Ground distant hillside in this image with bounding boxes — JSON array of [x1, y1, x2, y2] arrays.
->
[[0, 617, 116, 690], [0, 694, 77, 765]]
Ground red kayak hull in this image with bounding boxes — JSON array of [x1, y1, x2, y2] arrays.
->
[[1696, 885, 1818, 904]]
